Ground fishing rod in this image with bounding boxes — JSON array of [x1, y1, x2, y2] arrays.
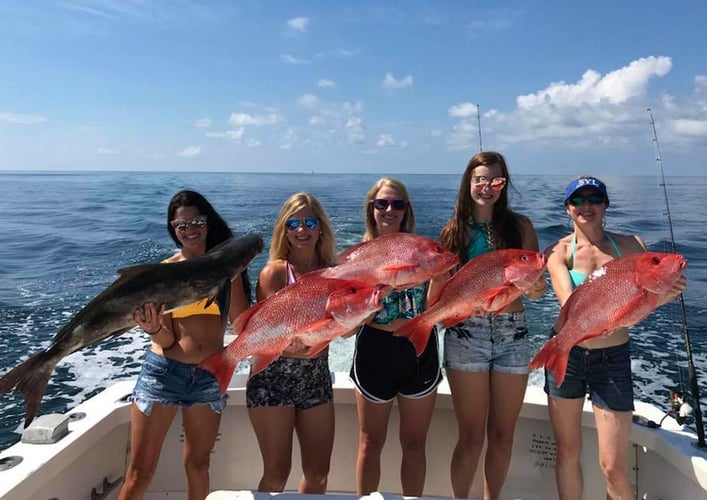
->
[[647, 107, 705, 448]]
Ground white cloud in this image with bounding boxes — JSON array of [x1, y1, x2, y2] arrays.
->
[[317, 78, 335, 88], [298, 93, 319, 108], [206, 128, 245, 142], [280, 53, 309, 64], [382, 72, 413, 91], [346, 116, 365, 144], [194, 118, 211, 128], [245, 138, 261, 148], [0, 112, 46, 124], [375, 134, 408, 149], [280, 129, 298, 149], [229, 112, 282, 127], [177, 145, 202, 158], [448, 103, 479, 119], [286, 16, 309, 32], [96, 148, 118, 155], [670, 119, 707, 137]]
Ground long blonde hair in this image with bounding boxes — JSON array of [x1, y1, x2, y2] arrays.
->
[[269, 192, 337, 266], [363, 177, 415, 241]]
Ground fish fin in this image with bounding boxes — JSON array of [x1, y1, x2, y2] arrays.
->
[[394, 316, 434, 356], [305, 341, 331, 358], [482, 286, 517, 311], [206, 279, 231, 329], [439, 312, 477, 329], [115, 263, 163, 277], [197, 349, 237, 395], [381, 263, 418, 273], [0, 350, 58, 428], [232, 300, 264, 334], [250, 354, 280, 377], [337, 241, 367, 262], [529, 337, 569, 386]]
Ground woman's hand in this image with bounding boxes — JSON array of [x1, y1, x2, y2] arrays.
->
[[282, 336, 309, 355], [524, 275, 547, 300], [662, 274, 688, 305], [134, 302, 165, 335]]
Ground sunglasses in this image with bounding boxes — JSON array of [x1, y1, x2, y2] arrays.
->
[[472, 176, 507, 191], [371, 199, 407, 211], [170, 215, 207, 231], [568, 194, 606, 206], [285, 217, 319, 231]]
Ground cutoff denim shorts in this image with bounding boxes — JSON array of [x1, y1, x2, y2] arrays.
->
[[544, 339, 634, 412], [444, 311, 530, 374], [131, 348, 227, 415]]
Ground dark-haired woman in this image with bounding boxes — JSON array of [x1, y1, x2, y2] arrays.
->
[[119, 190, 251, 500], [439, 152, 546, 500]]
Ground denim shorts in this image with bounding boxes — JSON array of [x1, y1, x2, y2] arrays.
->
[[131, 349, 227, 416], [544, 339, 634, 411], [443, 311, 529, 374], [246, 356, 333, 410]]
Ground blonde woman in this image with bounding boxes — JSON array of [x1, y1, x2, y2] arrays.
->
[[247, 193, 338, 493], [350, 178, 443, 496]]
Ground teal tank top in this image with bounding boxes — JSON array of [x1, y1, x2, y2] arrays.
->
[[466, 222, 495, 261], [568, 234, 622, 289]]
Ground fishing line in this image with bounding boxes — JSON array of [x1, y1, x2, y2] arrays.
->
[[647, 108, 705, 447]]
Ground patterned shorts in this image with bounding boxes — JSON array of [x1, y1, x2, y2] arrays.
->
[[246, 356, 333, 410]]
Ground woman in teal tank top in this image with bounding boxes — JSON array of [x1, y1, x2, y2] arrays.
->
[[543, 176, 687, 500], [438, 151, 547, 499]]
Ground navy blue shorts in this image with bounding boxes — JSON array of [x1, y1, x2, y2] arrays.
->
[[131, 349, 227, 416], [544, 338, 634, 412], [350, 324, 443, 403]]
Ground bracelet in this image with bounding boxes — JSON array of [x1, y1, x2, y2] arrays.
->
[[144, 326, 162, 336]]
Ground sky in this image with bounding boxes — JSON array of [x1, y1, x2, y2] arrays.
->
[[0, 0, 705, 175]]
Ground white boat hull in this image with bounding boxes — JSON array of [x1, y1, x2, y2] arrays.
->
[[1, 373, 706, 499]]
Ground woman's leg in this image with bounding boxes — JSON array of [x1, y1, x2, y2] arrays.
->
[[548, 396, 585, 500], [295, 401, 335, 493], [248, 405, 296, 492], [354, 391, 393, 495], [397, 390, 437, 496], [119, 403, 178, 500], [447, 368, 490, 498], [181, 404, 222, 500], [594, 406, 633, 499], [483, 371, 527, 500]]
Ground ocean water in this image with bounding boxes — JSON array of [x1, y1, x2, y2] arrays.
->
[[0, 171, 705, 451]]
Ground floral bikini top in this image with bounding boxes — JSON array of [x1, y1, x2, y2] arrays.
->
[[373, 283, 427, 325]]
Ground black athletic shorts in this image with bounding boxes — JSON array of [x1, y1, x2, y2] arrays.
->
[[349, 324, 443, 402]]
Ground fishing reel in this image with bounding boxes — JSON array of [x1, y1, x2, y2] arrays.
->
[[669, 391, 694, 426]]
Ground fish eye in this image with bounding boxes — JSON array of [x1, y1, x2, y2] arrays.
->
[[521, 254, 528, 261], [651, 256, 661, 265]]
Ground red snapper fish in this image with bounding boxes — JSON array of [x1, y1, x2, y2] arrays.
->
[[395, 249, 548, 355], [319, 233, 459, 289], [198, 276, 386, 394], [530, 252, 687, 386]]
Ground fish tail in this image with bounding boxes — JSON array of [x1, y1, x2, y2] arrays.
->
[[394, 316, 433, 356], [529, 338, 569, 387], [197, 350, 238, 395], [0, 350, 57, 428]]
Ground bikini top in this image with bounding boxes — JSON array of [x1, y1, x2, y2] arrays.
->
[[285, 261, 297, 286], [466, 222, 495, 261], [568, 234, 623, 289], [165, 257, 221, 319], [373, 283, 427, 326]]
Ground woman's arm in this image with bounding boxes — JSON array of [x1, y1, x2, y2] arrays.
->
[[519, 215, 547, 300], [546, 239, 574, 307], [228, 273, 250, 324]]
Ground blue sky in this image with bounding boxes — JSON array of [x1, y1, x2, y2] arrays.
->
[[0, 1, 705, 175]]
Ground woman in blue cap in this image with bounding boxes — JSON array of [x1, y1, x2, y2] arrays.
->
[[543, 176, 686, 500]]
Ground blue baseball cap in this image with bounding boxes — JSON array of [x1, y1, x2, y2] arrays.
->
[[564, 177, 609, 206]]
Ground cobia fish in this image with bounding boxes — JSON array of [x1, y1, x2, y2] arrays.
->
[[319, 233, 459, 289], [395, 249, 548, 355], [0, 233, 264, 427], [198, 276, 386, 394], [530, 252, 687, 386]]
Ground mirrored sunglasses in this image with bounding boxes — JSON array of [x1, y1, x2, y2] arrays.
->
[[285, 217, 319, 231], [472, 176, 507, 191], [170, 215, 207, 231], [568, 194, 606, 206], [371, 199, 407, 211]]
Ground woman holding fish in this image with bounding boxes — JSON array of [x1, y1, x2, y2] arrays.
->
[[119, 191, 252, 500], [350, 178, 445, 497], [438, 151, 546, 500], [246, 192, 339, 494], [536, 176, 687, 500]]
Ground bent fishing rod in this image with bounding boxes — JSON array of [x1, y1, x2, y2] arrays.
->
[[647, 107, 705, 448]]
